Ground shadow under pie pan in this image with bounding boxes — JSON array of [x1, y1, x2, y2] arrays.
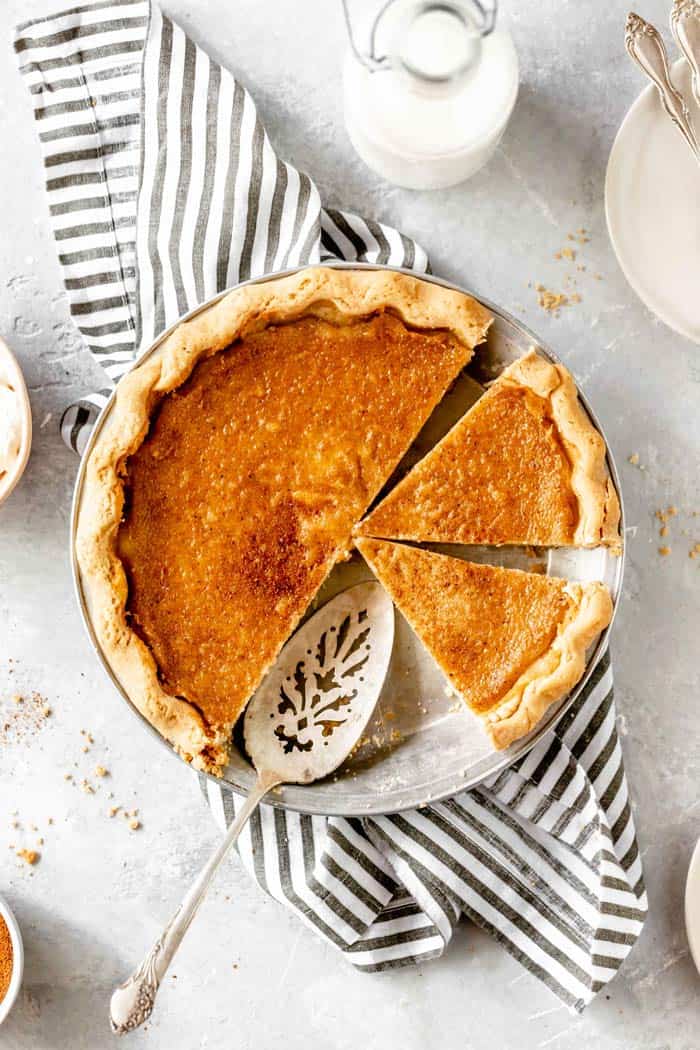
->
[[70, 263, 625, 818]]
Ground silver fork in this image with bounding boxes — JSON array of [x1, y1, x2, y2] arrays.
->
[[671, 0, 700, 108], [625, 10, 700, 163]]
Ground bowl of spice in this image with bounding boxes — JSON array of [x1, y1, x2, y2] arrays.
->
[[0, 335, 32, 508], [0, 894, 23, 1025]]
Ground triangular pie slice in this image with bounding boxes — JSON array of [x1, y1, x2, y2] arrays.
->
[[356, 349, 620, 550], [356, 538, 612, 750], [77, 268, 491, 773]]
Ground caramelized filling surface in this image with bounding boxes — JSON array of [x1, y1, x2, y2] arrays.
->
[[356, 539, 572, 714], [117, 313, 469, 727], [359, 383, 579, 546]]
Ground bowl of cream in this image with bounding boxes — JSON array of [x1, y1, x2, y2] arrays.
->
[[0, 336, 32, 506]]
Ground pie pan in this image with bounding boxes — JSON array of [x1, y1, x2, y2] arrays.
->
[[70, 263, 625, 817]]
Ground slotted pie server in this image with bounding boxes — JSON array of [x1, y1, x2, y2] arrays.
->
[[109, 582, 394, 1034]]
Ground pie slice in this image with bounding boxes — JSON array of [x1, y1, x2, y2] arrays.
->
[[356, 349, 620, 550], [355, 537, 612, 749], [77, 267, 491, 773]]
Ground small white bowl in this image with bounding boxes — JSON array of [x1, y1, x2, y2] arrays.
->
[[0, 336, 32, 507], [0, 894, 24, 1026]]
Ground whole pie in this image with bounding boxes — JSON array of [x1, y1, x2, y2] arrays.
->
[[355, 538, 613, 749], [76, 267, 492, 773], [356, 349, 621, 549]]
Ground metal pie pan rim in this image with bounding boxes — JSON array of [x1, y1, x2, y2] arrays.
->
[[70, 262, 625, 817]]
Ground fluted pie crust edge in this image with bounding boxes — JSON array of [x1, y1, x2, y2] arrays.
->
[[504, 350, 621, 550], [484, 580, 613, 749]]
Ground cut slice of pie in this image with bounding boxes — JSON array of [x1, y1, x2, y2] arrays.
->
[[77, 267, 491, 773], [356, 349, 620, 550], [355, 537, 612, 750]]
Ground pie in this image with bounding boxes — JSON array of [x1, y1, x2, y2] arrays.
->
[[76, 267, 492, 773], [355, 538, 613, 750], [356, 349, 621, 550]]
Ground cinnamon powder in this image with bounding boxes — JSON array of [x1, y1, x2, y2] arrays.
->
[[0, 913, 13, 1003]]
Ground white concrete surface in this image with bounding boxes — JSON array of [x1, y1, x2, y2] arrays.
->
[[1, 1, 698, 1047]]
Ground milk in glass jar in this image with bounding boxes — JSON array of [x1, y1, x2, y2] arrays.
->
[[342, 0, 518, 189]]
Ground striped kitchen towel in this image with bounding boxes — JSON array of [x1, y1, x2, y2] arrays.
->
[[15, 0, 646, 1010]]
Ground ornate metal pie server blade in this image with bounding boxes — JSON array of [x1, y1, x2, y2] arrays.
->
[[625, 11, 700, 163], [671, 0, 700, 108], [109, 582, 394, 1034]]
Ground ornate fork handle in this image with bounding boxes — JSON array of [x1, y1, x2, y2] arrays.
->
[[626, 11, 700, 162], [671, 0, 700, 108], [109, 769, 281, 1035]]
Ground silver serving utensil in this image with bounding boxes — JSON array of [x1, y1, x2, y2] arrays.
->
[[625, 11, 700, 162], [109, 581, 394, 1034], [671, 0, 700, 107]]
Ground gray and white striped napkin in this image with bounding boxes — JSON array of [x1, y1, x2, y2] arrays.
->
[[16, 0, 646, 1010]]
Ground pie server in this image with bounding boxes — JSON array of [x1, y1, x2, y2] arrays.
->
[[109, 581, 394, 1034]]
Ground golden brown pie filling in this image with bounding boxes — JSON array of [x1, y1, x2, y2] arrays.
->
[[117, 313, 472, 730], [358, 379, 580, 546]]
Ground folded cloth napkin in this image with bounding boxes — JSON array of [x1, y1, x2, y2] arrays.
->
[[16, 0, 647, 1010]]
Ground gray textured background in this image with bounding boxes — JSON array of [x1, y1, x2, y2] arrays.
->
[[1, 1, 698, 1047]]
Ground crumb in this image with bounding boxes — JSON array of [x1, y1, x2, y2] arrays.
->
[[128, 819, 141, 831], [109, 806, 120, 818], [17, 848, 39, 865], [95, 765, 108, 778], [628, 453, 639, 465], [535, 286, 570, 315], [12, 694, 23, 704], [81, 780, 95, 794], [658, 546, 671, 556], [63, 773, 72, 781], [561, 246, 575, 260], [42, 705, 52, 718], [660, 525, 669, 537]]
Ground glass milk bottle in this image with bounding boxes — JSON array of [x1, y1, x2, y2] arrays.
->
[[342, 0, 518, 189]]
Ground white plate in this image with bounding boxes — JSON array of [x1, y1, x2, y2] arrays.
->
[[685, 837, 700, 975], [605, 59, 700, 344]]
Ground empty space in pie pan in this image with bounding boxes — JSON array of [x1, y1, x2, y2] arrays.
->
[[70, 264, 625, 817]]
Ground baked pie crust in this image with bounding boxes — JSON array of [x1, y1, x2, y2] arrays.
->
[[356, 349, 621, 550], [76, 267, 492, 773], [355, 538, 613, 750]]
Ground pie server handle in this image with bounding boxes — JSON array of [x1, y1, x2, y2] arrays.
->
[[108, 768, 282, 1035], [625, 11, 700, 163]]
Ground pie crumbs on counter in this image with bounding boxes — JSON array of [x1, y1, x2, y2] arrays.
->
[[658, 546, 671, 557], [1, 684, 53, 747], [16, 848, 39, 865]]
